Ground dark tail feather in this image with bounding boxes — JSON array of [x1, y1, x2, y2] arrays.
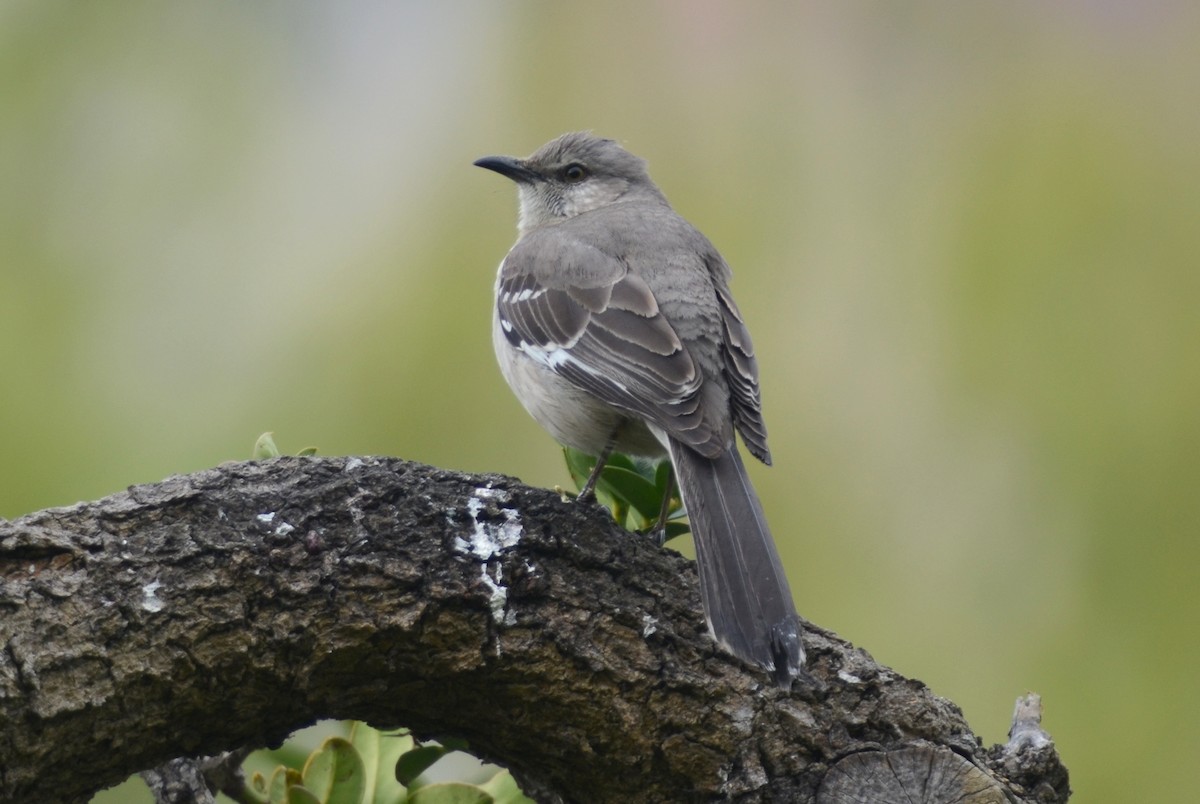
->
[[669, 439, 804, 687]]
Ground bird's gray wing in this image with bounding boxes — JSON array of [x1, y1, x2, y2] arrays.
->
[[710, 259, 771, 465], [496, 231, 724, 455]]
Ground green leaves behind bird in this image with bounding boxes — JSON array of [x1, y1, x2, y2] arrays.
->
[[253, 432, 281, 460], [245, 723, 530, 804], [563, 447, 690, 542], [253, 431, 318, 460]]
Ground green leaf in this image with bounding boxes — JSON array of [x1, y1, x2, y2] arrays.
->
[[297, 446, 319, 456], [562, 447, 627, 524], [286, 787, 322, 804], [602, 451, 638, 472], [253, 432, 281, 460], [268, 767, 303, 804], [350, 722, 414, 804], [476, 770, 535, 804], [301, 737, 365, 804], [407, 782, 493, 804], [348, 723, 381, 803], [377, 737, 418, 803], [594, 465, 662, 524], [563, 448, 687, 534], [436, 736, 470, 753], [244, 770, 271, 804], [301, 743, 334, 799], [394, 745, 448, 787], [563, 446, 596, 490], [661, 520, 692, 542]]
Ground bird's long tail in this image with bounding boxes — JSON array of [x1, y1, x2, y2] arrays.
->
[[668, 439, 804, 687]]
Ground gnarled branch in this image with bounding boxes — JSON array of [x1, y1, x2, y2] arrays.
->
[[0, 457, 1068, 802]]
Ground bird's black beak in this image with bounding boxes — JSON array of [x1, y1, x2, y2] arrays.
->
[[473, 155, 543, 184]]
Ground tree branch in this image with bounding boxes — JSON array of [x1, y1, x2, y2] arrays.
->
[[0, 457, 1069, 803]]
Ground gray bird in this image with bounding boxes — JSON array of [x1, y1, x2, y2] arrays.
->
[[474, 132, 804, 686]]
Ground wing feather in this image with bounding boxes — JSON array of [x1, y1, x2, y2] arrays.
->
[[713, 278, 770, 464]]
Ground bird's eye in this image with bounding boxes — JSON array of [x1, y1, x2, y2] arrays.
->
[[563, 163, 588, 182]]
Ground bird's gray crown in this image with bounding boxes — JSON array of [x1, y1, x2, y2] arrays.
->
[[525, 132, 651, 184]]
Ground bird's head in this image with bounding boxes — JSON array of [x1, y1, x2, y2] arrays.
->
[[474, 132, 665, 234]]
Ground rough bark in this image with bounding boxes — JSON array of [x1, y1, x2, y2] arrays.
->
[[0, 457, 1069, 803]]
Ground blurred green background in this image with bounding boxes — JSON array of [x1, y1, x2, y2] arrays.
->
[[3, 2, 1196, 801]]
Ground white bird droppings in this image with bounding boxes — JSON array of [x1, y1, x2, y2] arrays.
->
[[838, 669, 862, 685], [142, 580, 165, 613], [454, 487, 524, 629]]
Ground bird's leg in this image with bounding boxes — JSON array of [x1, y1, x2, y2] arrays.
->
[[648, 462, 675, 547], [577, 429, 619, 502]]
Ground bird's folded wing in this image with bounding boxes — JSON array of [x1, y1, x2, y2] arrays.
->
[[713, 278, 770, 465], [496, 233, 723, 456]]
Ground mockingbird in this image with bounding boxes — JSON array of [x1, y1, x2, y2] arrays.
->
[[474, 132, 804, 687]]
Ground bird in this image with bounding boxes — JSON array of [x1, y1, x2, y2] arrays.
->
[[474, 132, 804, 687]]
